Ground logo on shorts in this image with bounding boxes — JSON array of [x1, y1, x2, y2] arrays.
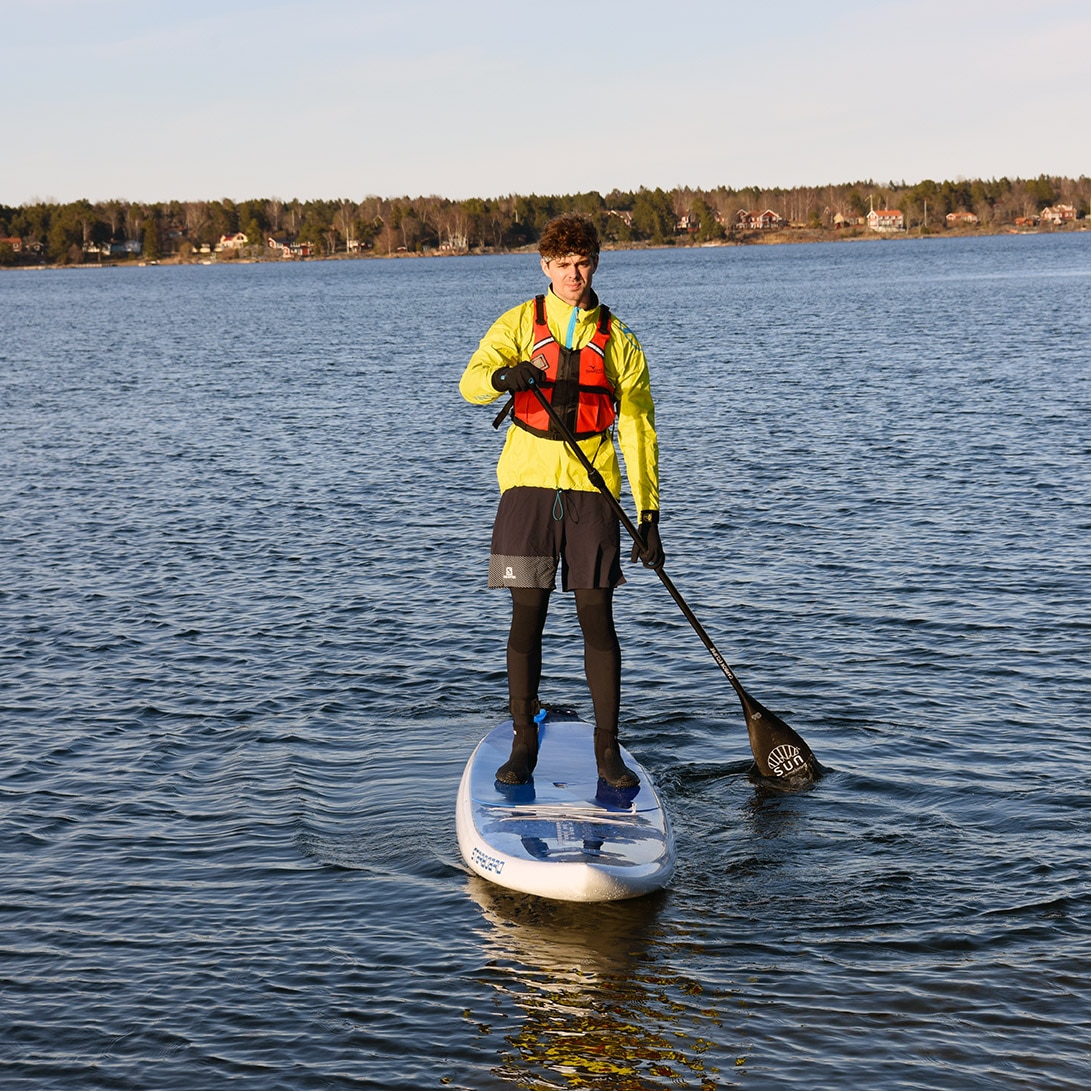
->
[[504, 566, 515, 580]]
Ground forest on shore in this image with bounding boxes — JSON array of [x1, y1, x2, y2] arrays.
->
[[2, 173, 1087, 266]]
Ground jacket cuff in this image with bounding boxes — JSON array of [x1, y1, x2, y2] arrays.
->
[[639, 510, 659, 526]]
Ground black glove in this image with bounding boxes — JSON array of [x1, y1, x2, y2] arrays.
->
[[630, 511, 664, 569], [491, 361, 544, 392]]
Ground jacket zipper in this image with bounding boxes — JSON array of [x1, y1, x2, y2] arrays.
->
[[564, 306, 579, 349]]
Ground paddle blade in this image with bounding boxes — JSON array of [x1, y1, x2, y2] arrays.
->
[[738, 688, 820, 790]]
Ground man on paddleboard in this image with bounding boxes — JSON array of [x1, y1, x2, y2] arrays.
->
[[460, 214, 662, 788]]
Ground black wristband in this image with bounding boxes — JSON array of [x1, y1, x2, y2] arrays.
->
[[639, 510, 659, 526]]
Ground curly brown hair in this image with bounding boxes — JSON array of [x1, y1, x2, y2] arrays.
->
[[538, 214, 600, 261]]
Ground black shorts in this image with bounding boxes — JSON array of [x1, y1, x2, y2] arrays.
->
[[489, 486, 625, 591]]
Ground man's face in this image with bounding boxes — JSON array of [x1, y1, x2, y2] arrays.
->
[[540, 252, 598, 308]]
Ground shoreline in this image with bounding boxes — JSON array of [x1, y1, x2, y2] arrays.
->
[[4, 223, 1086, 272]]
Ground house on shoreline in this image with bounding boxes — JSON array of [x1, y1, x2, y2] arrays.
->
[[867, 209, 905, 232], [1041, 204, 1076, 224], [216, 232, 249, 251], [266, 235, 315, 258], [82, 240, 143, 258], [734, 209, 783, 231]]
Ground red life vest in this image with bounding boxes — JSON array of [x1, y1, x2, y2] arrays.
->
[[511, 294, 617, 440]]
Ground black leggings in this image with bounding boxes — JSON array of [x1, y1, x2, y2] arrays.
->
[[507, 586, 620, 733]]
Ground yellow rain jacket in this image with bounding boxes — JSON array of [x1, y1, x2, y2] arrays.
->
[[460, 289, 659, 513]]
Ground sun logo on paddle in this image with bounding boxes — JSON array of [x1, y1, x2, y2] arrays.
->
[[768, 744, 805, 777]]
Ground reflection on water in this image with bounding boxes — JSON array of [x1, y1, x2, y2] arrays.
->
[[466, 878, 730, 1089]]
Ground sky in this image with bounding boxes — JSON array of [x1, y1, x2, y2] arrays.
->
[[3, 0, 1088, 206]]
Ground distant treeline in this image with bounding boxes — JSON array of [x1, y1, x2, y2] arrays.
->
[[2, 174, 1088, 265]]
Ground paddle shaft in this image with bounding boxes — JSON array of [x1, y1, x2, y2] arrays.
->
[[526, 383, 751, 706]]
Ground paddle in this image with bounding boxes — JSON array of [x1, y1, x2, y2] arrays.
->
[[523, 379, 820, 789]]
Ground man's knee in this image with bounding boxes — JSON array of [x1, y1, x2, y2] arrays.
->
[[508, 587, 550, 653], [574, 589, 617, 651]]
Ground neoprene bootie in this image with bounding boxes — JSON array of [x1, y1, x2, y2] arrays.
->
[[496, 699, 541, 785], [594, 728, 640, 789]]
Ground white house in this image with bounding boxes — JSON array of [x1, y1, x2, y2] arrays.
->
[[1040, 204, 1076, 224], [734, 209, 783, 230], [867, 209, 904, 232], [216, 232, 249, 251]]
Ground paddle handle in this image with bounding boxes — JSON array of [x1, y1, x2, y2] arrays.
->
[[525, 383, 749, 705]]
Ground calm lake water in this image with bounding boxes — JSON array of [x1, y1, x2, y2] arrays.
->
[[2, 233, 1089, 1089]]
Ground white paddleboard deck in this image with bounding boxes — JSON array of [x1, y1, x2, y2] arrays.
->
[[457, 711, 674, 902]]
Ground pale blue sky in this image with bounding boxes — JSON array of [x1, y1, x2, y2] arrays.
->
[[3, 0, 1087, 205]]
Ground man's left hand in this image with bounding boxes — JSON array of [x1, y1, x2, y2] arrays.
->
[[630, 512, 664, 569]]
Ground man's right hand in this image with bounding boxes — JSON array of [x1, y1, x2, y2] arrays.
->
[[491, 361, 544, 392]]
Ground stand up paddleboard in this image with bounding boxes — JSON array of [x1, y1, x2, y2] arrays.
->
[[457, 709, 674, 902]]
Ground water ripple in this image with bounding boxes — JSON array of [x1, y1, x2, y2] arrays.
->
[[2, 236, 1090, 1088]]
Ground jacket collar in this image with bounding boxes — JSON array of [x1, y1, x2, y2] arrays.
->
[[545, 285, 599, 321]]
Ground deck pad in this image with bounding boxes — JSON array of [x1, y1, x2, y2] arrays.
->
[[457, 714, 674, 902]]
